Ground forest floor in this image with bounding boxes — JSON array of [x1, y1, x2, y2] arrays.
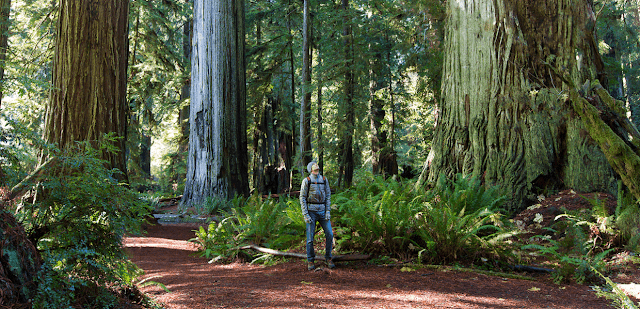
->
[[124, 191, 640, 308]]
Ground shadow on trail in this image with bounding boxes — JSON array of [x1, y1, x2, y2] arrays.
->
[[126, 225, 610, 309]]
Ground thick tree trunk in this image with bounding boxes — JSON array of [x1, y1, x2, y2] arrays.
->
[[182, 0, 249, 206], [43, 0, 129, 180], [427, 0, 615, 211]]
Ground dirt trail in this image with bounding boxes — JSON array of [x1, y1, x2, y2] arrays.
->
[[125, 224, 613, 309]]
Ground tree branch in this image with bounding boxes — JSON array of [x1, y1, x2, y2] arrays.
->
[[5, 157, 56, 202], [239, 244, 370, 261]]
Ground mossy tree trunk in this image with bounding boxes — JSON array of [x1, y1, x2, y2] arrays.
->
[[181, 0, 249, 206], [43, 0, 129, 180], [427, 0, 616, 211]]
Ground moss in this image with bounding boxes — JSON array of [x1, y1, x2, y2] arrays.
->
[[569, 88, 640, 200]]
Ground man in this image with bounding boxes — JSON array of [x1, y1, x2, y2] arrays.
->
[[300, 161, 335, 270]]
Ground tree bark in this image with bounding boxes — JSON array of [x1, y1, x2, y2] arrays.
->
[[0, 0, 10, 107], [427, 0, 615, 211], [175, 0, 192, 185], [299, 0, 313, 167], [43, 0, 129, 180], [182, 0, 249, 206], [340, 0, 354, 188]]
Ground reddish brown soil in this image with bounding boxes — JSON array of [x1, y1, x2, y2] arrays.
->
[[125, 222, 617, 308]]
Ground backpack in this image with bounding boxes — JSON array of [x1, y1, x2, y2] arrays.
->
[[305, 175, 326, 204]]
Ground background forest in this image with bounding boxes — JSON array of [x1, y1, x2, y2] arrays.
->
[[2, 0, 640, 308], [2, 0, 640, 196]]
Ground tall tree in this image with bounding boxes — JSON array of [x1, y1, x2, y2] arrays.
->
[[427, 0, 616, 211], [299, 0, 312, 167], [339, 0, 355, 187], [0, 0, 10, 106], [181, 0, 249, 206], [43, 0, 129, 178]]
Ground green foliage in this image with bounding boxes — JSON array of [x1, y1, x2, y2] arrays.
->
[[332, 172, 513, 264], [190, 195, 305, 263], [9, 140, 151, 307], [614, 185, 640, 250], [0, 112, 43, 187], [432, 173, 508, 214], [192, 217, 243, 263], [334, 173, 426, 258], [592, 267, 640, 309], [416, 174, 513, 264], [190, 195, 234, 216], [524, 223, 613, 285]]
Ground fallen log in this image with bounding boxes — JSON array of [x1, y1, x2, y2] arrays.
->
[[239, 244, 370, 261], [509, 265, 555, 273]]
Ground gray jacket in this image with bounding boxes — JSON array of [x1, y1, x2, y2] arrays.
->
[[300, 173, 331, 218]]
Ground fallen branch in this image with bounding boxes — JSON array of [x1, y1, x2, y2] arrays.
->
[[239, 244, 370, 261], [509, 265, 555, 273], [569, 86, 640, 200]]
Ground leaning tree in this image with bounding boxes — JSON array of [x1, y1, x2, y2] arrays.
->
[[426, 0, 629, 211], [181, 0, 249, 207]]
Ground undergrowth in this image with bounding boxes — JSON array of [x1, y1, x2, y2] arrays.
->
[[8, 137, 153, 308], [193, 172, 516, 268]]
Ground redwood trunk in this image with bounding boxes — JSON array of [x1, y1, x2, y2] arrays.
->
[[182, 0, 249, 206], [427, 0, 615, 211], [44, 0, 129, 179]]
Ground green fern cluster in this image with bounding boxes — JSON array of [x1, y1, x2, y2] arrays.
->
[[416, 174, 512, 264], [334, 174, 426, 258], [333, 173, 513, 264], [190, 195, 306, 263]]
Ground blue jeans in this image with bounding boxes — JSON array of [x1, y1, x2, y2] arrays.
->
[[306, 210, 333, 262]]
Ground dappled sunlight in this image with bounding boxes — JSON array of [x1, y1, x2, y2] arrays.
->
[[124, 236, 199, 251]]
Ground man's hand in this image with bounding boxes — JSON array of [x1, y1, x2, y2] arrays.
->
[[304, 215, 312, 223], [325, 212, 330, 220]]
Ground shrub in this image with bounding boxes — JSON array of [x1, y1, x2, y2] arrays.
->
[[9, 138, 151, 307], [417, 174, 514, 264], [333, 173, 427, 258], [191, 195, 305, 262]]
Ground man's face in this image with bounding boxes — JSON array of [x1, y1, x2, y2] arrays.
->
[[312, 169, 319, 175]]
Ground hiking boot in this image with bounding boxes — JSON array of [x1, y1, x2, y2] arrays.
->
[[326, 259, 336, 269], [307, 261, 316, 271]]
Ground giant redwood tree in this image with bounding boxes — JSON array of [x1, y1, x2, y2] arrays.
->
[[43, 0, 129, 177], [427, 0, 618, 211], [181, 0, 249, 206]]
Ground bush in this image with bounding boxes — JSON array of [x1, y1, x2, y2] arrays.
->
[[191, 195, 305, 262], [9, 139, 151, 307], [417, 174, 514, 264], [333, 173, 426, 258]]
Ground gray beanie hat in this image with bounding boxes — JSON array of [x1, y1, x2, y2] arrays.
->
[[306, 161, 319, 173]]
